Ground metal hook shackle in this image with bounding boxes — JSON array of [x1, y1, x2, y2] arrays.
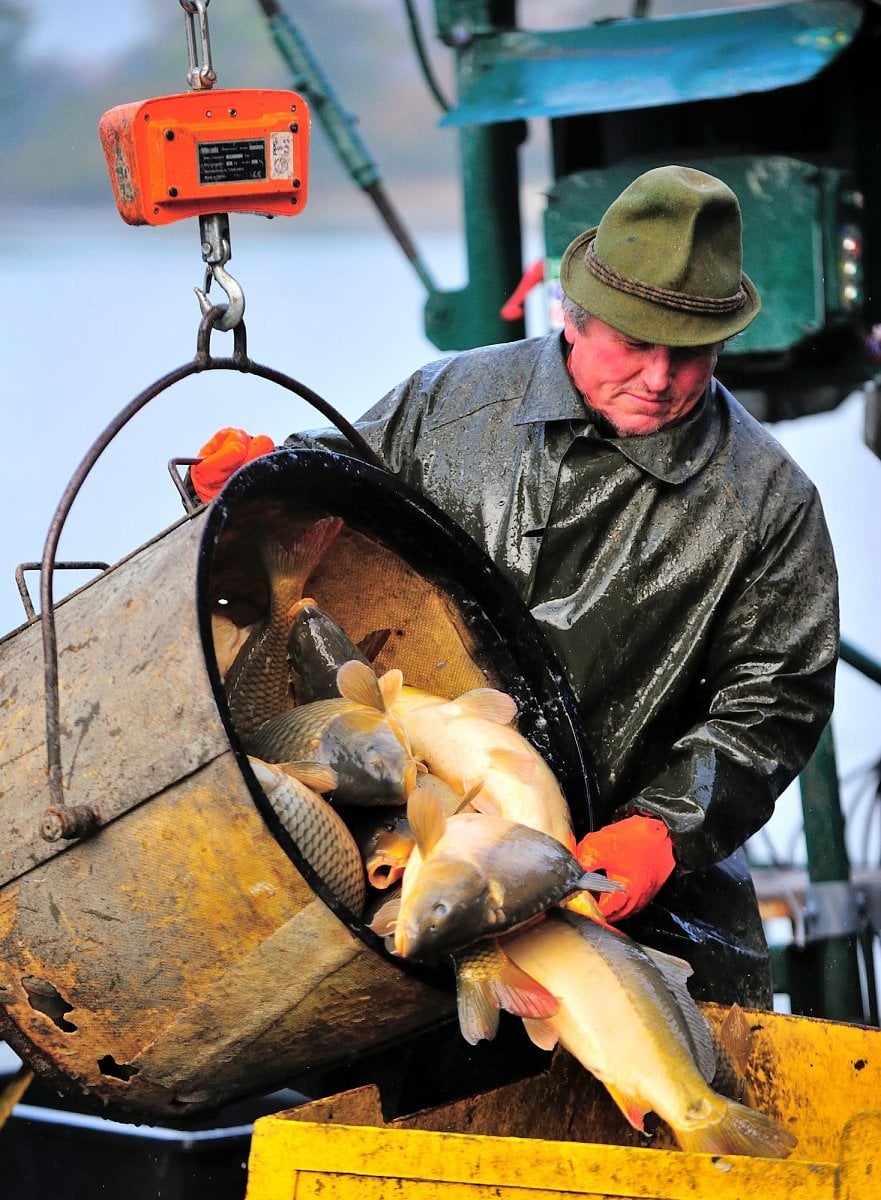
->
[[180, 0, 217, 91], [195, 261, 246, 332], [194, 213, 245, 332]]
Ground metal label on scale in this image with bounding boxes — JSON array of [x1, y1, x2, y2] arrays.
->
[[198, 139, 267, 185]]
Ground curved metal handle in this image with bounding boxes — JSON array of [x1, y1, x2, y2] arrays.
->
[[38, 309, 384, 837]]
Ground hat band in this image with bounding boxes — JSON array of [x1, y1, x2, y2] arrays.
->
[[586, 240, 747, 315]]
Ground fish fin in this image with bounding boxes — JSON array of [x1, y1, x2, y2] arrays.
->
[[712, 1003, 755, 1101], [336, 660, 384, 710], [640, 943, 716, 1085], [522, 1017, 559, 1052], [577, 870, 625, 894], [453, 782, 484, 814], [412, 773, 464, 816], [488, 947, 560, 1021], [454, 941, 560, 1046], [674, 1098, 797, 1159], [367, 891, 402, 938], [358, 628, 391, 662], [454, 965, 502, 1046], [407, 781, 447, 856], [262, 516, 342, 604], [468, 789, 501, 817], [718, 1002, 753, 1080], [247, 756, 282, 790], [288, 515, 344, 583], [448, 688, 518, 725], [488, 746, 537, 783], [276, 759, 339, 794], [378, 669, 404, 709], [602, 1082, 651, 1134]]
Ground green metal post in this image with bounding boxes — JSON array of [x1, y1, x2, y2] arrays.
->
[[426, 0, 526, 350], [425, 119, 526, 350], [782, 723, 866, 1022]]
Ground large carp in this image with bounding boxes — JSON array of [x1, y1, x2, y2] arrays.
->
[[502, 911, 798, 1158]]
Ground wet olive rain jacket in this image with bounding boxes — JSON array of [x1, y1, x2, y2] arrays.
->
[[287, 331, 839, 1007]]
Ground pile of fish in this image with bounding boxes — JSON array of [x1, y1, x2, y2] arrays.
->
[[210, 515, 797, 1160]]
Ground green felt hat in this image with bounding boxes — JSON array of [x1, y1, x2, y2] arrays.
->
[[560, 165, 760, 347]]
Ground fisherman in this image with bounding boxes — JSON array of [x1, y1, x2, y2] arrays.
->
[[194, 165, 839, 1009]]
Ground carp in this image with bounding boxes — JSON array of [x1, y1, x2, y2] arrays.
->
[[390, 684, 575, 849], [501, 911, 798, 1158], [248, 757, 366, 917], [224, 516, 343, 738], [392, 781, 618, 960], [245, 664, 419, 806], [288, 598, 390, 703], [350, 774, 468, 890]]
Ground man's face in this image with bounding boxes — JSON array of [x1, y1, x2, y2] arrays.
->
[[563, 315, 721, 436]]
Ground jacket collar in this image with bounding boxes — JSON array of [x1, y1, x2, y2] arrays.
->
[[515, 333, 722, 484]]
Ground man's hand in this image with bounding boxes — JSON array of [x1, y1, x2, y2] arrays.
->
[[575, 814, 675, 922], [191, 427, 275, 502]]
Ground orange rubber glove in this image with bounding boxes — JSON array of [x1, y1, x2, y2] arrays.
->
[[190, 427, 275, 502], [575, 814, 675, 923]]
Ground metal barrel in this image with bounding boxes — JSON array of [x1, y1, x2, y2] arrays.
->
[[0, 449, 594, 1122]]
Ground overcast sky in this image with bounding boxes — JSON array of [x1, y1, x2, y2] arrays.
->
[[20, 1, 153, 66]]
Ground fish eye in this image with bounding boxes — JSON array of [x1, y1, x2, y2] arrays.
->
[[432, 901, 449, 918]]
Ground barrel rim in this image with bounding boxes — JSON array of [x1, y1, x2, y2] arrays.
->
[[197, 447, 599, 984]]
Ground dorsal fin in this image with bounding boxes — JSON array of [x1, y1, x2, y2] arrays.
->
[[378, 668, 404, 709], [336, 660, 384, 710], [641, 943, 716, 1084], [358, 627, 392, 662], [412, 773, 465, 817], [450, 688, 518, 724], [407, 780, 447, 857]]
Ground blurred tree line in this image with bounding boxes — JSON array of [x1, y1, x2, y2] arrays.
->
[[0, 0, 461, 217]]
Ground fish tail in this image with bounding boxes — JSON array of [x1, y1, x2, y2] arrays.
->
[[263, 516, 343, 604], [675, 1098, 797, 1159]]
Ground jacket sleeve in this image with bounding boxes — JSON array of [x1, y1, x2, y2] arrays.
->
[[621, 486, 839, 874]]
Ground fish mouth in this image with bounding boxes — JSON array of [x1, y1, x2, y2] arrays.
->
[[288, 596, 318, 618], [366, 859, 407, 889]]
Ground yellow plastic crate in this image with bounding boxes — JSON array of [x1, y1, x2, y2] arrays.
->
[[245, 1007, 881, 1200], [247, 1112, 880, 1199]]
